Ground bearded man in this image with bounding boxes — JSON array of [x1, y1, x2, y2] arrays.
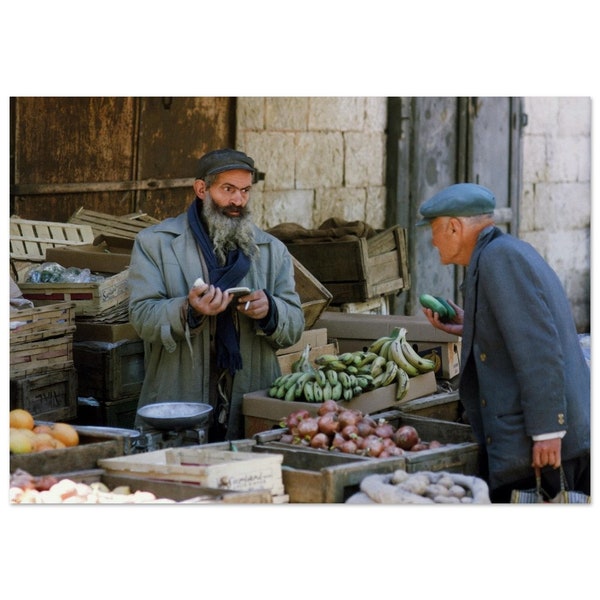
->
[[128, 149, 305, 441]]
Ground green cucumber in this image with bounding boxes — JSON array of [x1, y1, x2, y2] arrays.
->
[[419, 293, 448, 318], [434, 296, 457, 320]]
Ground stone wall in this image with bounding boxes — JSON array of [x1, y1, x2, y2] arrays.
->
[[520, 97, 591, 331], [236, 97, 388, 230], [236, 96, 591, 331]]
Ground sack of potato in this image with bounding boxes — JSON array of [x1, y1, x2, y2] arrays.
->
[[346, 470, 491, 504]]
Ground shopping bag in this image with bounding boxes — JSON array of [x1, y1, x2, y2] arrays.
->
[[510, 466, 590, 504]]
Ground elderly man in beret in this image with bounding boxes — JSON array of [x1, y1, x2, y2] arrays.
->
[[418, 183, 590, 502], [128, 149, 304, 441]]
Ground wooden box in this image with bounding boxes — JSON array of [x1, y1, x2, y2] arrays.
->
[[75, 395, 139, 430], [10, 427, 129, 476], [98, 447, 285, 498], [10, 335, 74, 378], [286, 226, 410, 304], [292, 256, 333, 329], [10, 366, 78, 421], [68, 207, 160, 239], [59, 470, 274, 503], [18, 269, 130, 317], [251, 410, 480, 502], [242, 371, 437, 437], [10, 217, 95, 263], [73, 339, 145, 401], [10, 302, 76, 345], [399, 389, 462, 422]]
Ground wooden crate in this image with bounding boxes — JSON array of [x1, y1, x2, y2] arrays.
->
[[286, 226, 410, 304], [251, 409, 480, 502], [10, 217, 95, 262], [327, 295, 391, 315], [73, 339, 145, 401], [98, 447, 285, 497], [10, 302, 76, 345], [251, 441, 407, 502], [18, 269, 130, 316], [10, 428, 129, 476], [292, 256, 333, 329], [68, 207, 160, 239], [60, 470, 275, 503], [10, 335, 73, 378], [75, 395, 139, 430], [10, 366, 78, 421], [400, 390, 462, 422]]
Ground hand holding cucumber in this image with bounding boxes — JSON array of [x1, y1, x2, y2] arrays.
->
[[419, 293, 464, 336]]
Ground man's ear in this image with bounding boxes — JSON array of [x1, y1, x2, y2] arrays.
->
[[193, 179, 206, 199], [448, 217, 461, 234]]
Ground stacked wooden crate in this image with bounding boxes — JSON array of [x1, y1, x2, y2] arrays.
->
[[10, 302, 78, 421]]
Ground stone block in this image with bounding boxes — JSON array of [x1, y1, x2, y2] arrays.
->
[[296, 132, 344, 188]]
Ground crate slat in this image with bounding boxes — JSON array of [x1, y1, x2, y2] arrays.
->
[[10, 334, 74, 377], [10, 218, 95, 261], [68, 208, 159, 239], [10, 302, 77, 345]]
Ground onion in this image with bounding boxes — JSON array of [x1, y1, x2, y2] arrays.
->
[[310, 432, 331, 450], [356, 418, 375, 437], [318, 399, 340, 416], [331, 432, 346, 450], [393, 425, 420, 450], [297, 417, 319, 440], [279, 433, 295, 444], [429, 440, 443, 449], [363, 434, 384, 457], [341, 424, 359, 439], [374, 421, 395, 439], [340, 439, 358, 454], [410, 442, 430, 452], [318, 412, 340, 436], [338, 409, 361, 428]]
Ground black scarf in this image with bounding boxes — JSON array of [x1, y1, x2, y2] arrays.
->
[[187, 199, 251, 374]]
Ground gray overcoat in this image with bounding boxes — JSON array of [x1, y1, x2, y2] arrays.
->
[[128, 211, 305, 439]]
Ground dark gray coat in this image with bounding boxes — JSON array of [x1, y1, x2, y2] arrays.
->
[[459, 226, 590, 491], [128, 212, 305, 439]]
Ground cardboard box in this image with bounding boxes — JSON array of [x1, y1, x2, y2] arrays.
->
[[242, 370, 437, 436], [411, 340, 461, 380], [45, 235, 134, 274], [275, 328, 328, 356], [315, 312, 459, 347], [277, 342, 339, 375]]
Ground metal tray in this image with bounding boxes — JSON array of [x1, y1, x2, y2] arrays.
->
[[137, 402, 213, 430]]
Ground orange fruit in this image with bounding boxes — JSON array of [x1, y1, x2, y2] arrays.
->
[[50, 422, 79, 447], [10, 409, 34, 430], [32, 432, 58, 452], [33, 424, 53, 435], [10, 428, 33, 454]]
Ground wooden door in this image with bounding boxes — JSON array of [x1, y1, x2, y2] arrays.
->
[[386, 96, 524, 315], [10, 97, 235, 223]]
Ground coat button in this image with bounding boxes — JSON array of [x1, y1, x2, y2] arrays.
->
[[479, 353, 487, 362], [486, 436, 492, 445], [558, 413, 565, 425], [481, 398, 487, 407]]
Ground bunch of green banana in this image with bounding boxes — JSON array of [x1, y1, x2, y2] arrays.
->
[[268, 360, 374, 403], [368, 327, 437, 375]]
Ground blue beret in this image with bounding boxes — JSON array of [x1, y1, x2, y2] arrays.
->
[[416, 183, 496, 226]]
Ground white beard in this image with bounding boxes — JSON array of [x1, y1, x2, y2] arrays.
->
[[202, 192, 258, 265]]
